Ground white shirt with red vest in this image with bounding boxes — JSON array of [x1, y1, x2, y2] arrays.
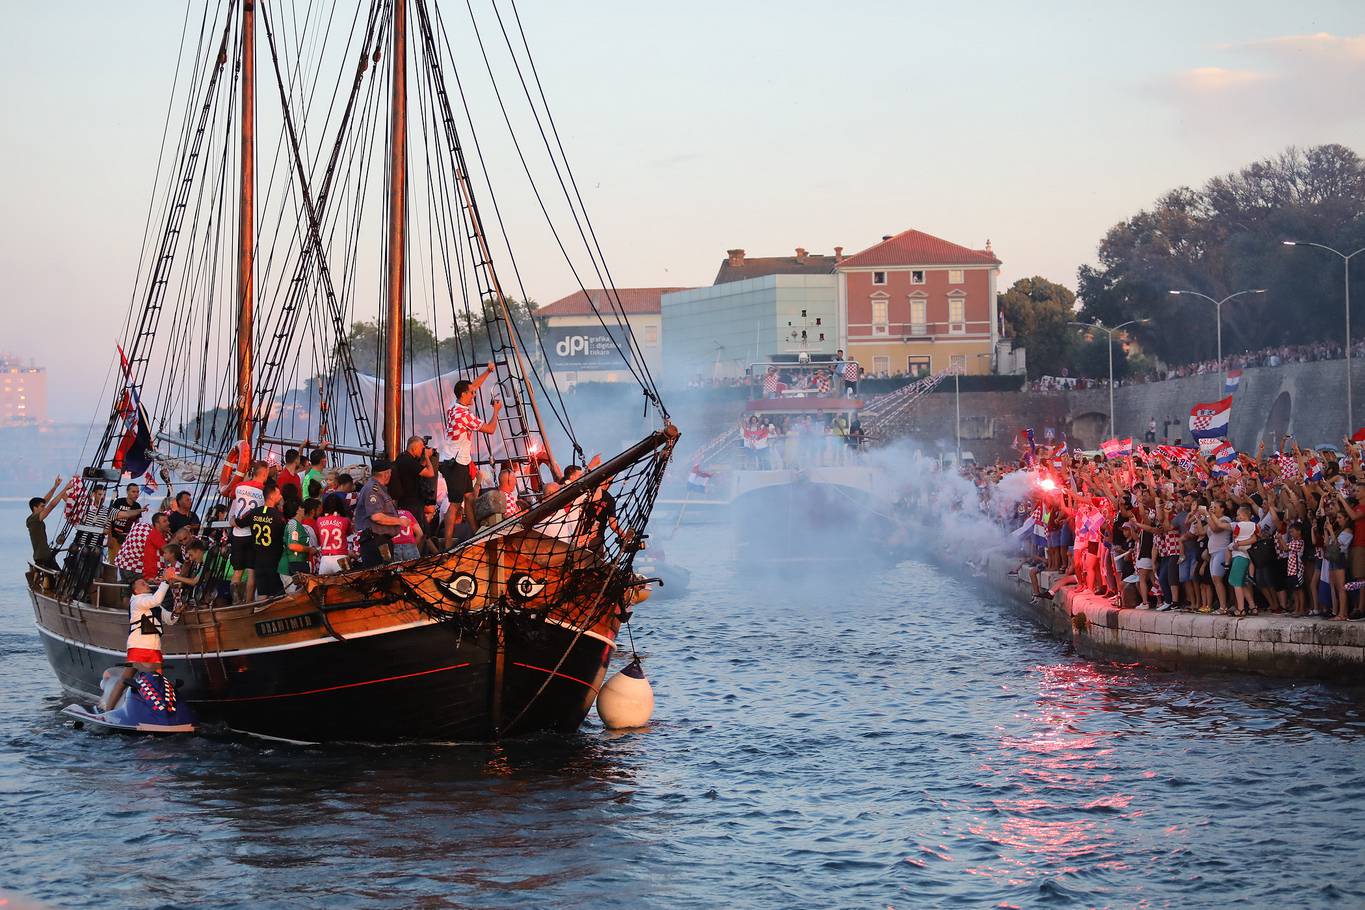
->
[[127, 582, 178, 663]]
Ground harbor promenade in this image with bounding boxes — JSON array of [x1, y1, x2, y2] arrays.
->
[[969, 549, 1365, 681]]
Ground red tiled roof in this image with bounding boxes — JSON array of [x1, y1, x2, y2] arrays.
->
[[837, 229, 1000, 269], [536, 287, 689, 317]]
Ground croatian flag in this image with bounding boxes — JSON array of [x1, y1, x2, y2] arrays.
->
[[1305, 455, 1323, 482], [1224, 370, 1242, 394], [113, 345, 153, 478], [1101, 437, 1133, 459], [1053, 437, 1069, 457], [1211, 440, 1237, 465], [1189, 396, 1233, 440]]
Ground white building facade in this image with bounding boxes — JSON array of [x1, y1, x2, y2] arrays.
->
[[661, 274, 839, 386]]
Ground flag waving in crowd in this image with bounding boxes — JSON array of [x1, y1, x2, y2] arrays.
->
[[1101, 437, 1133, 459], [1224, 370, 1242, 395], [1189, 396, 1233, 440]]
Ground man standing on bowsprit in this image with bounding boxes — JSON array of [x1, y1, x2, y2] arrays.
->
[[354, 459, 406, 567], [441, 362, 502, 549]]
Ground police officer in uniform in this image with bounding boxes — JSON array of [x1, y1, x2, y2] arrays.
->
[[353, 459, 405, 567]]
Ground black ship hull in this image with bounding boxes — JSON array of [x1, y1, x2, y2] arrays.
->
[[35, 594, 615, 743]]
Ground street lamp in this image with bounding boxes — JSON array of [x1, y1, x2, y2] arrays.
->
[[1283, 240, 1365, 432], [1167, 288, 1266, 381], [1069, 318, 1148, 439]]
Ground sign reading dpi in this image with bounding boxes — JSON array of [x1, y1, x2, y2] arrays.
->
[[543, 325, 630, 370]]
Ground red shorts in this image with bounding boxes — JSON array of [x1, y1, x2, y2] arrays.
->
[[127, 647, 163, 665]]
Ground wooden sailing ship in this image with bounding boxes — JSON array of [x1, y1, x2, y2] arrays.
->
[[27, 0, 676, 743]]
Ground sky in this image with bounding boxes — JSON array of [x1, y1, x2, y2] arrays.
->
[[2, 0, 1364, 421]]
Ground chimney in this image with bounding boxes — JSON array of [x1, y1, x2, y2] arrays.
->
[[726, 248, 746, 267], [794, 247, 808, 263], [834, 245, 844, 262], [881, 234, 893, 242]]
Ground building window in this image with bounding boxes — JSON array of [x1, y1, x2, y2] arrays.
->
[[911, 270, 925, 284], [644, 325, 659, 345], [948, 269, 964, 284], [872, 271, 887, 285], [871, 299, 888, 336], [910, 299, 927, 336], [801, 309, 807, 317], [818, 332, 825, 341], [950, 354, 966, 371], [907, 355, 931, 378], [948, 297, 965, 334], [815, 317, 821, 325], [873, 356, 890, 375]]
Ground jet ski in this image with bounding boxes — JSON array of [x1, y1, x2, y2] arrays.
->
[[62, 666, 196, 734]]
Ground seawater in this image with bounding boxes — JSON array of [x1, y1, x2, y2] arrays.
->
[[2, 503, 1363, 909]]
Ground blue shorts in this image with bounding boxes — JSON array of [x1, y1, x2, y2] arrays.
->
[[1179, 552, 1198, 584], [1046, 531, 1062, 548], [1060, 525, 1075, 548]]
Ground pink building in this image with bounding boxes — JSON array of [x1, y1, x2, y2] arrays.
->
[[837, 229, 1001, 377]]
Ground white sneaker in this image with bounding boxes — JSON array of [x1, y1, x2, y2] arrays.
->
[[1157, 601, 1172, 611], [1123, 574, 1139, 585]]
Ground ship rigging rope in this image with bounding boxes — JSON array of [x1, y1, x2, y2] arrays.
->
[[496, 0, 667, 415], [414, 0, 580, 457], [449, 0, 663, 414], [423, 0, 592, 456]]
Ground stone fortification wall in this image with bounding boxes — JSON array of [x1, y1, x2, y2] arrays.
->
[[896, 357, 1362, 459], [575, 355, 1360, 465]]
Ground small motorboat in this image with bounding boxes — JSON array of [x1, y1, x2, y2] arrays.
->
[[62, 667, 196, 734]]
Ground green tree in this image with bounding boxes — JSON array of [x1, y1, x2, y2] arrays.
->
[[998, 276, 1078, 377], [1065, 332, 1129, 380], [342, 298, 540, 379], [1077, 144, 1365, 365]]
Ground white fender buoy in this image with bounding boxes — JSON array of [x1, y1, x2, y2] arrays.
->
[[596, 657, 654, 729]]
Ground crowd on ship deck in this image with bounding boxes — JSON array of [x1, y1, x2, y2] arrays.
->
[[25, 368, 631, 613], [911, 439, 1365, 622]]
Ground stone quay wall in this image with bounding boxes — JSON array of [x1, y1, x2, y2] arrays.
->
[[892, 356, 1364, 461], [964, 549, 1365, 681]]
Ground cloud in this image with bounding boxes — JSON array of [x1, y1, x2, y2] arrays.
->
[[1239, 32, 1365, 65], [1173, 67, 1268, 93], [1158, 33, 1365, 137]]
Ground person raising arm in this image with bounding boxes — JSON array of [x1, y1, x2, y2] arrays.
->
[[440, 364, 503, 548]]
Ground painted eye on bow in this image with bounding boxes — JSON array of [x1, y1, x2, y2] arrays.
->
[[437, 572, 479, 602], [509, 574, 546, 601]]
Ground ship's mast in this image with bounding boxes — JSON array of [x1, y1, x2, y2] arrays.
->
[[383, 0, 408, 460], [235, 0, 256, 445]]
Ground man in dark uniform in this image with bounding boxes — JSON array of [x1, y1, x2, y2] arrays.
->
[[392, 435, 437, 517], [354, 459, 405, 567]]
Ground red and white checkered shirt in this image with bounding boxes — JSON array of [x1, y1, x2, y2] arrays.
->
[[1281, 535, 1304, 579], [115, 523, 152, 574], [1155, 523, 1182, 558], [444, 403, 482, 464]]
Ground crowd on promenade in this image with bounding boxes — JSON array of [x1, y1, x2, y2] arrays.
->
[[1030, 339, 1365, 392], [909, 438, 1365, 622]]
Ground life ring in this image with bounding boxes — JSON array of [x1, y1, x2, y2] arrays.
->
[[218, 440, 252, 497]]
